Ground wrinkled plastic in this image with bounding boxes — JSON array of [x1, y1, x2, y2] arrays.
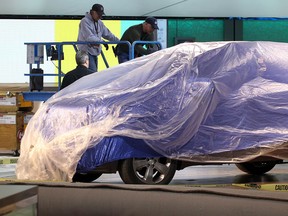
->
[[16, 41, 288, 181]]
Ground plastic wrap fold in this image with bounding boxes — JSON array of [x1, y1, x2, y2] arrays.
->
[[16, 41, 288, 181]]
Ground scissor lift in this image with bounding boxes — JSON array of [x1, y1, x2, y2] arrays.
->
[[23, 41, 161, 101]]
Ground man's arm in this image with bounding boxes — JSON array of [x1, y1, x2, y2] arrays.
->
[[128, 29, 151, 56], [60, 73, 77, 90], [101, 21, 119, 42]]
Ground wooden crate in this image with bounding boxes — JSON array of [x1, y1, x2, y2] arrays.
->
[[0, 112, 24, 152], [0, 92, 33, 112]]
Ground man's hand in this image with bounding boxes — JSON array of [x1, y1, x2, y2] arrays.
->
[[89, 44, 99, 48], [103, 43, 109, 50], [147, 44, 160, 54]]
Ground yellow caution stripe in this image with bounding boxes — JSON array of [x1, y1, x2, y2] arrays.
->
[[185, 183, 288, 192], [184, 184, 234, 188], [0, 178, 16, 182], [233, 183, 288, 192], [0, 177, 66, 183], [0, 157, 18, 164]]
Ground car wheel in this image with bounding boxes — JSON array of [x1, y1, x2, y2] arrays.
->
[[72, 172, 102, 183], [119, 157, 177, 185], [235, 161, 277, 175]]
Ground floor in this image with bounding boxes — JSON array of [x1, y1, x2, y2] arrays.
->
[[97, 163, 288, 189], [1, 154, 288, 190], [1, 154, 288, 215]]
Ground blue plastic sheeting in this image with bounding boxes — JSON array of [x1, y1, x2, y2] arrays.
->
[[76, 136, 161, 172], [16, 41, 288, 181]]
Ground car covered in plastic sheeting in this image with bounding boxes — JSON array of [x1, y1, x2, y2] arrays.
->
[[16, 41, 288, 184]]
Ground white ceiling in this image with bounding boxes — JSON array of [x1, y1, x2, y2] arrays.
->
[[0, 0, 288, 18]]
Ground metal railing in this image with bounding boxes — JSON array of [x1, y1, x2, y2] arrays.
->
[[23, 40, 162, 101]]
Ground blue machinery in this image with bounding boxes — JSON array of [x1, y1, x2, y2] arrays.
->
[[23, 41, 161, 101]]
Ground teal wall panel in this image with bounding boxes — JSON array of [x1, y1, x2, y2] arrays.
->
[[243, 20, 288, 42], [167, 19, 224, 47]]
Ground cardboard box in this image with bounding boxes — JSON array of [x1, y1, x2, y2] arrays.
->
[[0, 92, 33, 112], [0, 112, 24, 151], [24, 112, 34, 130]]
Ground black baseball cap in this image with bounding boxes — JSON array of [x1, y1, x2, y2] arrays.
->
[[91, 4, 105, 15], [145, 17, 159, 30]]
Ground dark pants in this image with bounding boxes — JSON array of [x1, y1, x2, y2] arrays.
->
[[117, 51, 130, 64]]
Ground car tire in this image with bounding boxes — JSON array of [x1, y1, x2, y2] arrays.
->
[[119, 157, 177, 185], [72, 172, 102, 183], [235, 161, 277, 175]]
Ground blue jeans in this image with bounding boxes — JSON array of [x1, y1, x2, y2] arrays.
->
[[117, 52, 130, 64], [88, 53, 98, 72]]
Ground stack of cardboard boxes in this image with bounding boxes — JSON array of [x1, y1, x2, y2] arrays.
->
[[0, 92, 34, 155]]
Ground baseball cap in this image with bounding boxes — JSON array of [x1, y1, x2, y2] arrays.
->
[[145, 17, 159, 30], [91, 4, 105, 15]]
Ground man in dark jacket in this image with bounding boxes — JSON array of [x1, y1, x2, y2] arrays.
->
[[60, 50, 93, 89], [116, 17, 159, 64]]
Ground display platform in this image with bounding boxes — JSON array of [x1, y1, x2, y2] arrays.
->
[[0, 180, 288, 216]]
